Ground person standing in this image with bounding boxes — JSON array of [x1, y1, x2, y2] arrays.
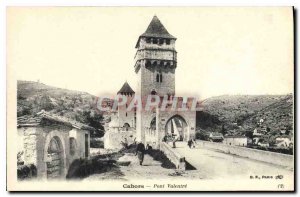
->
[[146, 143, 152, 152], [136, 141, 145, 166], [187, 139, 193, 148], [120, 138, 129, 149], [124, 138, 128, 149], [188, 138, 197, 148], [192, 138, 197, 148]]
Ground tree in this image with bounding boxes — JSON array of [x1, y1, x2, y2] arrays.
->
[[245, 130, 253, 139], [285, 130, 291, 135], [221, 124, 226, 136], [82, 110, 104, 137]]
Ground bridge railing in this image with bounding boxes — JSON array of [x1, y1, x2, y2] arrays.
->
[[160, 142, 186, 170], [198, 140, 293, 168]]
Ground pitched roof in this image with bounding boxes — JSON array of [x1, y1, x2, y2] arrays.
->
[[17, 110, 96, 131], [135, 16, 176, 48], [117, 82, 135, 94], [141, 16, 175, 39]]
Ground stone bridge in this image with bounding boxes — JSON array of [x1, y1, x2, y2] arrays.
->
[[160, 140, 294, 180]]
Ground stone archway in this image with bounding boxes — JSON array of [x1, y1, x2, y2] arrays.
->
[[46, 136, 64, 179], [164, 115, 189, 141], [123, 123, 130, 131], [44, 131, 66, 179]]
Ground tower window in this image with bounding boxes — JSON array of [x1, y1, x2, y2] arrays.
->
[[166, 39, 170, 45], [153, 38, 158, 44], [146, 38, 151, 43], [146, 60, 151, 67], [126, 112, 128, 117], [156, 72, 163, 83], [159, 39, 164, 45]]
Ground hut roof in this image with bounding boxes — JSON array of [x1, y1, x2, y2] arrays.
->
[[17, 110, 96, 132]]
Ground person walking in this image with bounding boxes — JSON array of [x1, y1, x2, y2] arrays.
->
[[188, 138, 197, 149], [192, 138, 197, 148], [146, 143, 152, 152], [136, 141, 145, 166], [187, 139, 193, 148]]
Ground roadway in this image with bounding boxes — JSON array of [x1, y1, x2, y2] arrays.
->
[[174, 141, 294, 180]]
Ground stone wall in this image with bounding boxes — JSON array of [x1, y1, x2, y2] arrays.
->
[[137, 37, 176, 51], [117, 94, 136, 128], [18, 125, 90, 179], [69, 128, 90, 160], [198, 140, 293, 168], [138, 63, 175, 98], [223, 137, 248, 146], [103, 128, 136, 150], [160, 142, 185, 170], [21, 127, 39, 165]]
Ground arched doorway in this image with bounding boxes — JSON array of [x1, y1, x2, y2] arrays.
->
[[151, 89, 157, 95], [46, 136, 64, 179], [165, 115, 189, 141], [123, 123, 130, 131]]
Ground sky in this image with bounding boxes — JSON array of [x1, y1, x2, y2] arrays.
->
[[7, 7, 294, 99]]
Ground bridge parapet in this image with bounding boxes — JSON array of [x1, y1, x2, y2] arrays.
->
[[160, 142, 186, 170], [198, 140, 293, 168]]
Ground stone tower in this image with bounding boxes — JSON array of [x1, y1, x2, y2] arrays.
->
[[117, 82, 136, 129], [134, 15, 177, 98], [135, 16, 177, 143]]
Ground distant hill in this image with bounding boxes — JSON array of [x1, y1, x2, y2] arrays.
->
[[196, 94, 293, 135], [18, 81, 293, 138], [240, 94, 293, 135], [17, 80, 104, 137]]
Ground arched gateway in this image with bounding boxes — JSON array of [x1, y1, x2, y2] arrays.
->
[[46, 136, 64, 179], [131, 16, 197, 146], [164, 115, 189, 141], [144, 111, 195, 147]]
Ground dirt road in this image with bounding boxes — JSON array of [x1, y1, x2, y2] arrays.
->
[[84, 152, 206, 181]]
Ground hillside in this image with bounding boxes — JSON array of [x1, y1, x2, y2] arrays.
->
[[197, 94, 293, 135], [17, 80, 104, 137], [18, 81, 293, 138], [240, 94, 293, 135]]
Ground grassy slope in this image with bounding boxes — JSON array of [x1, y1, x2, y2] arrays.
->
[[197, 94, 293, 135], [17, 80, 104, 135], [18, 80, 293, 137]]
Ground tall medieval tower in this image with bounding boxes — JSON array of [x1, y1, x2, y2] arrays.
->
[[134, 16, 177, 98], [105, 16, 196, 150], [134, 16, 177, 143]]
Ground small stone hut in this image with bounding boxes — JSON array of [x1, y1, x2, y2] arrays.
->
[[17, 110, 95, 179]]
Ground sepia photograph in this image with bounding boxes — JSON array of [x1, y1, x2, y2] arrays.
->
[[6, 6, 294, 191]]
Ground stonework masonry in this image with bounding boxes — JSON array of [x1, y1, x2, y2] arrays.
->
[[134, 16, 196, 146], [105, 16, 197, 150], [18, 114, 91, 179]]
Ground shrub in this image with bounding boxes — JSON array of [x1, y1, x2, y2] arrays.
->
[[17, 164, 37, 180], [90, 138, 104, 148]]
